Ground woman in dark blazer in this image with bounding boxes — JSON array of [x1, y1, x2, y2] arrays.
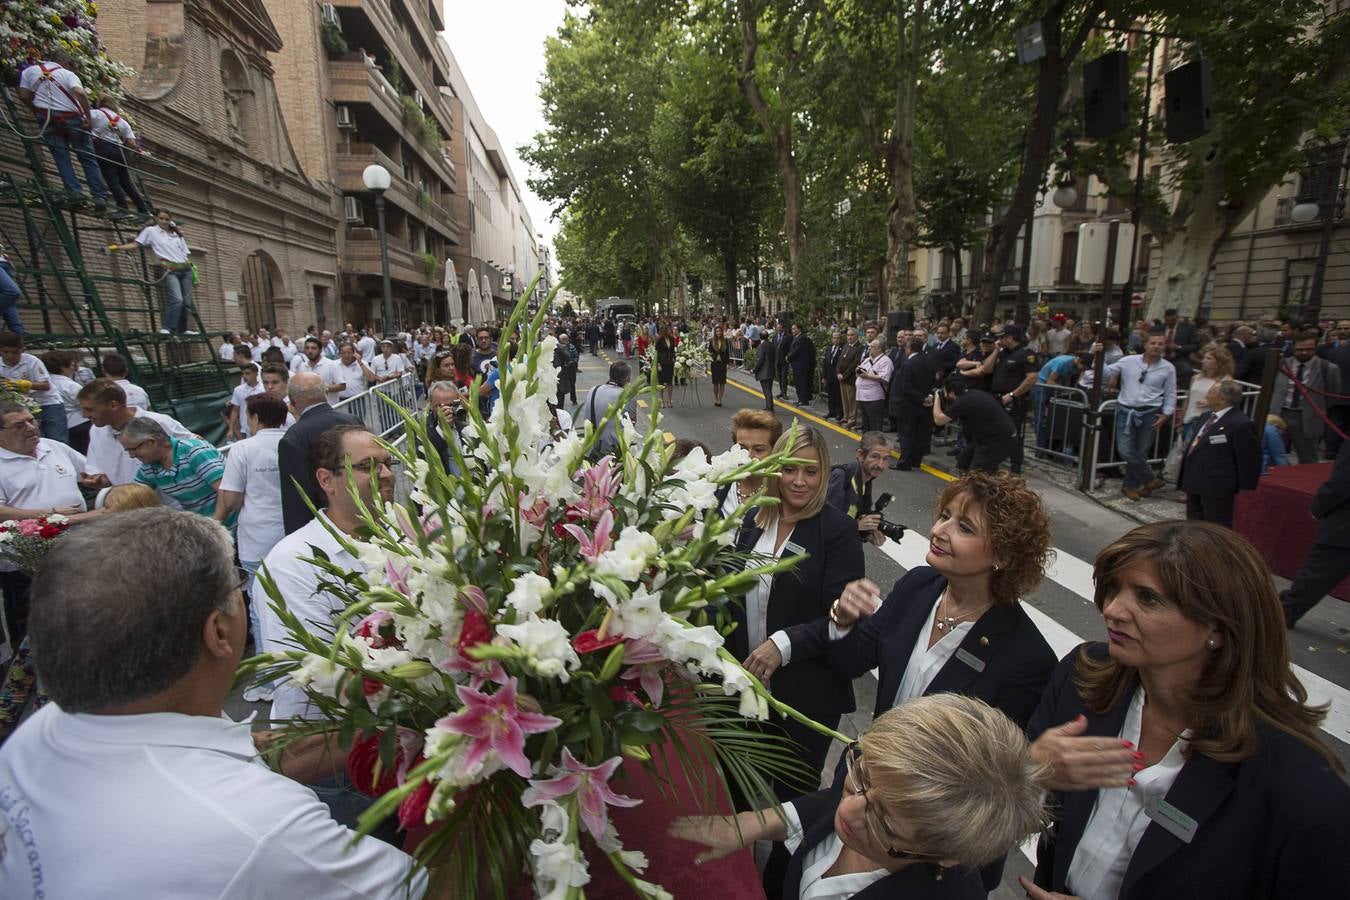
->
[[1023, 522, 1350, 900], [791, 470, 1056, 732], [732, 426, 865, 795], [671, 694, 1049, 900]]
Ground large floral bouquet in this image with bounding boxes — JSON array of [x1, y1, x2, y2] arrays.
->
[[1, 1, 133, 98], [674, 340, 710, 383], [0, 513, 70, 575], [250, 282, 836, 897]]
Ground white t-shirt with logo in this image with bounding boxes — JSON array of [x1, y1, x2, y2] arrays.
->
[[18, 62, 83, 114], [1, 352, 58, 406], [289, 356, 342, 389], [134, 225, 190, 264], [334, 360, 367, 399], [219, 427, 286, 563], [89, 108, 137, 145], [85, 408, 195, 488], [229, 381, 265, 438]]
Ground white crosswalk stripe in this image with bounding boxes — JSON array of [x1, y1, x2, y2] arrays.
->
[[877, 531, 1350, 746]]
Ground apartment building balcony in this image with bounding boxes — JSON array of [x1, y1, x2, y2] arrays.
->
[[345, 227, 446, 288], [336, 142, 460, 244], [328, 0, 453, 136], [328, 57, 455, 188]]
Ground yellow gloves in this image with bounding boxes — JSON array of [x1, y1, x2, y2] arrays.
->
[[3, 379, 33, 393]]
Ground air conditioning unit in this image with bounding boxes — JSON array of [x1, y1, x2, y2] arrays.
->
[[344, 196, 363, 224], [321, 4, 340, 26], [413, 90, 424, 110], [335, 105, 354, 129]]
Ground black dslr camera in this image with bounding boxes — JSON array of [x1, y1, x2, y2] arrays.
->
[[869, 492, 907, 542]]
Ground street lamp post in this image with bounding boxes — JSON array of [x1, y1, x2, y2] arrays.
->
[[362, 164, 395, 337], [1291, 128, 1349, 325]]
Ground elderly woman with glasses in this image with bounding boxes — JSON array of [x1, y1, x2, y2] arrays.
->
[[671, 694, 1049, 899]]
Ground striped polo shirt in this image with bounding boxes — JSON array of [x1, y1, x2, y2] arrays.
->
[[134, 437, 225, 516]]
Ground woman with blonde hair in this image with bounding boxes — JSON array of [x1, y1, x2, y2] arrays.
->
[[102, 482, 160, 512], [671, 694, 1049, 899], [1181, 344, 1236, 444], [1023, 522, 1349, 900], [733, 426, 865, 796]]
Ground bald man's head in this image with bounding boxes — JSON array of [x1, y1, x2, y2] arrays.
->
[[288, 372, 328, 413]]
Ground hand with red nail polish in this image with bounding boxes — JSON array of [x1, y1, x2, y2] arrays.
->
[[1029, 715, 1140, 791]]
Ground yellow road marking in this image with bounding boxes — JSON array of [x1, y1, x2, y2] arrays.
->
[[722, 379, 956, 482], [637, 399, 648, 409]]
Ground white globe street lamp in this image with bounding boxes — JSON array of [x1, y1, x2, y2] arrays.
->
[[361, 164, 395, 335]]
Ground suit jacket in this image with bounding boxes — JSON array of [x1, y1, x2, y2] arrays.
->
[[783, 786, 987, 900], [278, 402, 362, 534], [1318, 342, 1350, 407], [732, 505, 865, 728], [786, 334, 816, 377], [836, 342, 864, 384], [753, 338, 777, 382], [1177, 408, 1261, 498], [930, 340, 961, 380], [1311, 439, 1350, 547], [1029, 643, 1350, 900], [775, 331, 793, 372], [888, 352, 934, 419], [1165, 321, 1200, 358], [820, 344, 842, 385], [1271, 356, 1342, 438], [784, 567, 1055, 731]]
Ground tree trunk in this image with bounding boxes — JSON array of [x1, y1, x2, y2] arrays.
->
[[973, 0, 1104, 325], [1146, 166, 1241, 320], [724, 251, 740, 320], [953, 244, 964, 315], [882, 0, 923, 320], [736, 0, 805, 296]]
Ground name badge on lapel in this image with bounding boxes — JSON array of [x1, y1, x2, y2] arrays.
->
[[1144, 797, 1199, 844], [1208, 434, 1228, 445], [782, 541, 806, 557], [955, 648, 986, 673]]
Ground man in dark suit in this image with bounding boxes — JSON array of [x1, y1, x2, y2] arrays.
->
[[1162, 308, 1200, 388], [1318, 326, 1350, 458], [929, 322, 961, 380], [785, 323, 816, 405], [774, 321, 793, 399], [278, 372, 362, 534], [752, 334, 777, 413], [887, 337, 934, 470], [1176, 379, 1260, 527], [820, 332, 843, 420], [1282, 438, 1350, 627]]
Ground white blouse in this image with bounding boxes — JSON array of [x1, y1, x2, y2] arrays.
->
[[743, 515, 795, 662], [892, 596, 973, 708], [783, 802, 888, 899], [1066, 688, 1190, 900]]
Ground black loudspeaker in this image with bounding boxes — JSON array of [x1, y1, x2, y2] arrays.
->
[[1164, 59, 1213, 144], [1083, 51, 1131, 139], [886, 310, 914, 334]]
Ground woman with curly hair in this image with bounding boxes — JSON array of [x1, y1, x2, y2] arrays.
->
[[1022, 522, 1349, 900]]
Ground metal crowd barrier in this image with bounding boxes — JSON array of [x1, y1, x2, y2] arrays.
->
[[1022, 378, 1262, 491]]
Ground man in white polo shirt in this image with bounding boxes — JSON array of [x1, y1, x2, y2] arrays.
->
[[334, 340, 376, 400], [356, 329, 378, 363], [75, 378, 194, 490], [0, 400, 98, 649], [290, 337, 344, 398], [226, 362, 264, 441], [0, 332, 66, 443], [370, 339, 410, 383], [0, 508, 427, 899], [100, 352, 153, 409]]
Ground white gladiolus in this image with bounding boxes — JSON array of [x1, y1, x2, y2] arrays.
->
[[707, 444, 753, 481], [497, 615, 580, 681], [529, 837, 590, 900], [609, 583, 663, 639], [594, 526, 660, 582], [505, 571, 552, 616], [291, 654, 343, 698]]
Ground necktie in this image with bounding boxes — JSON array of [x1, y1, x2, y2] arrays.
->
[[1189, 414, 1216, 455], [1291, 363, 1304, 409]]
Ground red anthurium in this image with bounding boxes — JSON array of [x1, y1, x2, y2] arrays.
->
[[398, 775, 434, 830], [458, 609, 492, 651], [572, 629, 624, 655]]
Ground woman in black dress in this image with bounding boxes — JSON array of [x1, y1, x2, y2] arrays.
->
[[709, 322, 730, 406], [655, 323, 677, 408]]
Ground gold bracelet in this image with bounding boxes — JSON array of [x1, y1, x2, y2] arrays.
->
[[829, 599, 842, 625]]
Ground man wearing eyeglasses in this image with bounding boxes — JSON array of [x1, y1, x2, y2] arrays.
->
[[0, 400, 99, 648], [1102, 332, 1177, 500], [118, 416, 224, 517]]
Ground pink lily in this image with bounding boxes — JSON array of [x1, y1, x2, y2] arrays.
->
[[519, 495, 552, 530], [621, 639, 671, 708], [433, 678, 561, 778], [459, 585, 489, 614], [522, 748, 641, 841], [560, 507, 615, 564], [384, 556, 412, 595], [354, 610, 397, 648], [576, 457, 620, 521]]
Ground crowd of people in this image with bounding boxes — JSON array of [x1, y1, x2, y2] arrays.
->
[[2, 296, 1350, 898]]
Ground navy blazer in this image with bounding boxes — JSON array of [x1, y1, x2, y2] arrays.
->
[[278, 402, 362, 534], [889, 352, 935, 418], [733, 505, 866, 727], [787, 567, 1056, 731], [1311, 439, 1350, 547], [783, 786, 986, 900], [1028, 643, 1350, 900], [1177, 408, 1261, 498]]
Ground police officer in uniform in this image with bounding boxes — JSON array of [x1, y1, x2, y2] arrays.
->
[[978, 324, 1038, 474]]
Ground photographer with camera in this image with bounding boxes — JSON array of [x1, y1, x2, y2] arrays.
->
[[423, 380, 464, 476], [825, 432, 898, 546], [933, 374, 1018, 474]]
